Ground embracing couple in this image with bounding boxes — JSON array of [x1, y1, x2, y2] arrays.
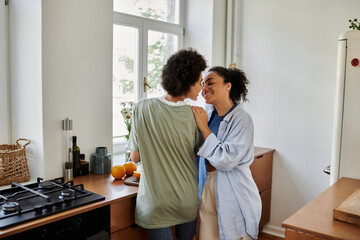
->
[[128, 48, 261, 240]]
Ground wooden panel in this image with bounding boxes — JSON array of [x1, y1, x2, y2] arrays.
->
[[259, 188, 271, 231], [111, 225, 149, 240], [333, 188, 360, 226], [250, 152, 273, 192], [285, 229, 323, 240], [111, 197, 136, 233]]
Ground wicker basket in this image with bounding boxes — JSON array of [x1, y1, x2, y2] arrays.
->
[[0, 138, 31, 186]]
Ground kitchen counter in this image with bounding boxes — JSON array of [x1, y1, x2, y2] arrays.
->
[[282, 177, 360, 239], [0, 173, 139, 238], [1, 146, 273, 239]]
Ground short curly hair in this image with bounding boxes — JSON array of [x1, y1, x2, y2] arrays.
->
[[162, 48, 207, 97], [208, 66, 249, 103]]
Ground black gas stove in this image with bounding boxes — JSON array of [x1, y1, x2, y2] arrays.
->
[[0, 177, 105, 230]]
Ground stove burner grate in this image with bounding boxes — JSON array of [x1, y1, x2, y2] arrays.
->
[[0, 176, 105, 229], [38, 181, 55, 189]]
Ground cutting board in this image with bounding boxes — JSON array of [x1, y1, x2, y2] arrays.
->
[[333, 188, 360, 226], [124, 176, 139, 186]]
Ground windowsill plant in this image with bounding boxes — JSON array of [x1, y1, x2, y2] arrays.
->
[[121, 101, 135, 162]]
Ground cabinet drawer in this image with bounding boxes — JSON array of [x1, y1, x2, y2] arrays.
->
[[250, 152, 273, 192], [111, 224, 149, 240], [111, 197, 136, 233], [259, 188, 271, 230]]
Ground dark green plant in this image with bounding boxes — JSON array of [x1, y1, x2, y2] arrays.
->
[[349, 18, 360, 30]]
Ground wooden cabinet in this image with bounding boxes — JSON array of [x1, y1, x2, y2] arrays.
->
[[110, 197, 149, 240], [110, 197, 199, 240], [111, 225, 149, 240], [105, 147, 274, 239], [250, 147, 275, 231]]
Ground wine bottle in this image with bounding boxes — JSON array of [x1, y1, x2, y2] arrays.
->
[[72, 136, 81, 177]]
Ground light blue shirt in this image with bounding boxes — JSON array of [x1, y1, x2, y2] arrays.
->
[[197, 103, 262, 240]]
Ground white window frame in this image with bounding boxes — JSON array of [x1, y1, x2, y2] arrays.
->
[[113, 12, 184, 100], [113, 2, 184, 154]]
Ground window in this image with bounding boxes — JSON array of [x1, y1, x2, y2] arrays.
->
[[114, 0, 180, 24], [112, 0, 183, 157]]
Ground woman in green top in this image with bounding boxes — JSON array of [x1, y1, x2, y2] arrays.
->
[[128, 48, 207, 240]]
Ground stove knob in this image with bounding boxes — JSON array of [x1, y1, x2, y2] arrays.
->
[[55, 200, 64, 208], [34, 204, 44, 214], [41, 228, 48, 238], [76, 217, 83, 230], [64, 198, 72, 206], [45, 202, 53, 211]]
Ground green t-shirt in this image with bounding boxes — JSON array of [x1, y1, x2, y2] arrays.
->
[[128, 98, 203, 229]]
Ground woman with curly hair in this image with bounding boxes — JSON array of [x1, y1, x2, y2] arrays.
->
[[192, 67, 261, 240], [128, 48, 206, 240]]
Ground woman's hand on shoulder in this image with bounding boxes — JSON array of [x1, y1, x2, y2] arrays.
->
[[192, 106, 212, 139]]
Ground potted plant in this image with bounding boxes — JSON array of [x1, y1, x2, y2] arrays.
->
[[349, 18, 360, 30]]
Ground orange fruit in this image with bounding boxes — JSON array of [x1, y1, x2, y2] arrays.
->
[[133, 171, 141, 180], [123, 161, 137, 176], [111, 165, 126, 180]]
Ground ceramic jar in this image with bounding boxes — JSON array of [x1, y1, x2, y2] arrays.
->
[[90, 147, 112, 174]]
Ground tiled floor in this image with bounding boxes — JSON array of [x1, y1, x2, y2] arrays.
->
[[258, 232, 284, 240]]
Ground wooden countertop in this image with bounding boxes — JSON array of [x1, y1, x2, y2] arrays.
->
[[72, 173, 138, 203], [282, 177, 360, 240], [0, 174, 138, 238]]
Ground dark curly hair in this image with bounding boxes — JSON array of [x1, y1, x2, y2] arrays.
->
[[208, 66, 249, 103], [162, 48, 207, 97]]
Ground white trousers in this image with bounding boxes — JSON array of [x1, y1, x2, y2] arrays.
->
[[199, 171, 254, 240]]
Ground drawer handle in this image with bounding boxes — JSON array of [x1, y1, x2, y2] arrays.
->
[[256, 155, 264, 159]]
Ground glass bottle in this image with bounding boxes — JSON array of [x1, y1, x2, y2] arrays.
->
[[80, 153, 89, 175], [72, 136, 81, 177]]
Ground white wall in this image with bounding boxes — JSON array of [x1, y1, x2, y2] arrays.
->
[[8, 0, 112, 181], [184, 0, 213, 64], [239, 0, 360, 235], [42, 0, 113, 180], [9, 0, 44, 180], [211, 0, 226, 66], [0, 3, 10, 144], [184, 0, 226, 66]]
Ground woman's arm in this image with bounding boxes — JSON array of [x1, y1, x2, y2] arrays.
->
[[197, 111, 254, 172], [198, 126, 253, 171], [130, 150, 140, 163]]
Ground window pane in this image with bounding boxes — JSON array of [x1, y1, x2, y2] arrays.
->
[[113, 24, 138, 137], [114, 0, 179, 24], [147, 30, 178, 98]]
